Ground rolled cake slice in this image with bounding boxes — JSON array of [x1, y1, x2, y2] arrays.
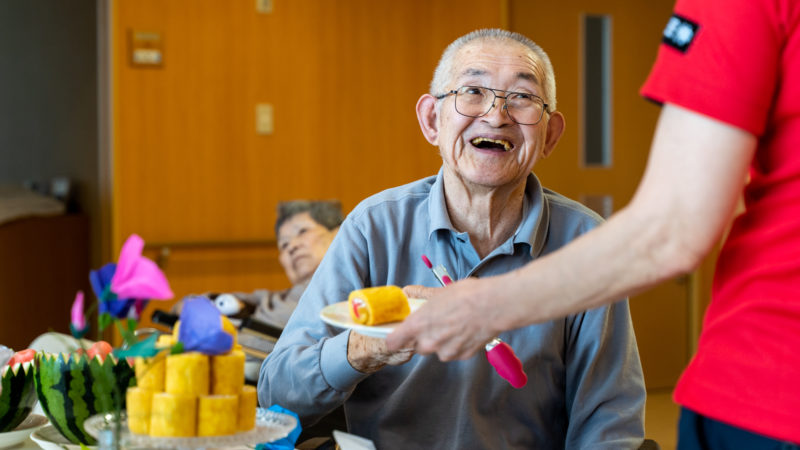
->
[[197, 394, 238, 436], [211, 350, 245, 395], [126, 387, 154, 435], [135, 354, 166, 391], [165, 352, 209, 396], [348, 285, 410, 326], [149, 392, 197, 437], [238, 385, 257, 431]]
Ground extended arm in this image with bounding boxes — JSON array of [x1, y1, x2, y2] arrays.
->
[[388, 104, 757, 359]]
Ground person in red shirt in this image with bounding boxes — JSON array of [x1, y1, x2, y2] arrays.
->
[[387, 0, 800, 447]]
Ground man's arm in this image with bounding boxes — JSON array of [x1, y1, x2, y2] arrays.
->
[[258, 219, 371, 425], [563, 301, 645, 448], [388, 104, 757, 360], [258, 215, 413, 424]]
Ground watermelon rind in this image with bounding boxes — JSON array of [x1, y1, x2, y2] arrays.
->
[[34, 353, 135, 445], [0, 361, 38, 432]]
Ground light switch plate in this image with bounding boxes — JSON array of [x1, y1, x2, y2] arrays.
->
[[256, 103, 274, 135], [255, 0, 273, 14], [129, 30, 163, 68]]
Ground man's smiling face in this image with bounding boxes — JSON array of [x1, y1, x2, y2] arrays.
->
[[435, 38, 552, 190]]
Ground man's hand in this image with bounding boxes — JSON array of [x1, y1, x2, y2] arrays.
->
[[388, 277, 504, 361], [347, 331, 414, 373], [401, 285, 438, 302]]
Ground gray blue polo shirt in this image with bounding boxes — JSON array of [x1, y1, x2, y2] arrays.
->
[[258, 169, 645, 449]]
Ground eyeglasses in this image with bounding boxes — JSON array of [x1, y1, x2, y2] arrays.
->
[[435, 86, 549, 125]]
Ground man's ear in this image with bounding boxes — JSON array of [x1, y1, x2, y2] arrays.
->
[[541, 111, 565, 158], [416, 94, 439, 145]]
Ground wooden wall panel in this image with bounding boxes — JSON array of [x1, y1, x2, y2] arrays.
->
[[111, 1, 504, 323]]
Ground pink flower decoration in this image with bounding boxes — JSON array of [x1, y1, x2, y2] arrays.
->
[[70, 291, 86, 330], [110, 234, 174, 300]]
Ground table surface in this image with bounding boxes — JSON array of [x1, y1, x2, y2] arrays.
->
[[9, 437, 38, 449], [15, 436, 276, 449]]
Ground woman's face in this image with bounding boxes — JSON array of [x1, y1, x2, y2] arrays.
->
[[277, 212, 337, 284]]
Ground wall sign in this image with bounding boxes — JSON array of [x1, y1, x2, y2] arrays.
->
[[129, 30, 163, 68]]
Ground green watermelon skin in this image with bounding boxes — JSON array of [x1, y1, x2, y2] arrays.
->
[[0, 362, 38, 432], [34, 353, 135, 445]]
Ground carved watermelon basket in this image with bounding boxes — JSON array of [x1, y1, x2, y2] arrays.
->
[[0, 361, 38, 432], [34, 353, 135, 445]]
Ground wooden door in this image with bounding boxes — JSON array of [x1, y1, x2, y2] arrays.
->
[[508, 0, 699, 389]]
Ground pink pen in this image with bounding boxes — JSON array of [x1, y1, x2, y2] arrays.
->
[[421, 255, 528, 388]]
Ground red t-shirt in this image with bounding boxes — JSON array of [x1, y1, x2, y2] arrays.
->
[[641, 0, 800, 443]]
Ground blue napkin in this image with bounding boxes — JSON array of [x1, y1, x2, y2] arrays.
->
[[256, 405, 302, 450]]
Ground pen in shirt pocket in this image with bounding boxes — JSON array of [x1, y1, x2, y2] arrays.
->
[[421, 255, 528, 388]]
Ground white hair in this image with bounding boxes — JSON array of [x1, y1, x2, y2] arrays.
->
[[430, 29, 557, 111]]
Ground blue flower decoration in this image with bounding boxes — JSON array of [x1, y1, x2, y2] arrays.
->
[[90, 262, 138, 319]]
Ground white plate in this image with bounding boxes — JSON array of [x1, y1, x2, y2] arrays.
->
[[320, 298, 425, 338], [83, 408, 296, 449], [30, 424, 92, 450], [0, 414, 48, 449]]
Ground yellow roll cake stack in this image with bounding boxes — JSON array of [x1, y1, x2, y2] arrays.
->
[[126, 321, 257, 437], [348, 285, 411, 325]]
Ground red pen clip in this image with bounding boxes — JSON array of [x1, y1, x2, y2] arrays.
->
[[421, 255, 527, 388]]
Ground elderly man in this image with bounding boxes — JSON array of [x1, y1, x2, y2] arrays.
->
[[259, 29, 645, 449]]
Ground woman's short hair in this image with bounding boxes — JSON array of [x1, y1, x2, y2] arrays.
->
[[275, 200, 344, 235]]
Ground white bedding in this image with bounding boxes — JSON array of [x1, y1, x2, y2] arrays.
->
[[0, 185, 65, 226]]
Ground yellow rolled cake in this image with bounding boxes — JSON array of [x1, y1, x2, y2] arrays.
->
[[211, 350, 245, 395], [149, 392, 197, 437], [126, 387, 153, 435], [348, 285, 410, 325], [156, 334, 175, 347], [130, 312, 253, 437], [135, 355, 166, 391], [238, 385, 257, 431], [165, 352, 210, 396], [197, 395, 238, 436]]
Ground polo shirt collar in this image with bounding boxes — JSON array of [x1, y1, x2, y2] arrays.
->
[[426, 168, 549, 258]]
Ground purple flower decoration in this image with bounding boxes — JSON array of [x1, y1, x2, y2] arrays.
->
[[178, 296, 234, 355]]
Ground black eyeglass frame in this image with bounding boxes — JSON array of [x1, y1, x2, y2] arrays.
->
[[435, 85, 550, 125]]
